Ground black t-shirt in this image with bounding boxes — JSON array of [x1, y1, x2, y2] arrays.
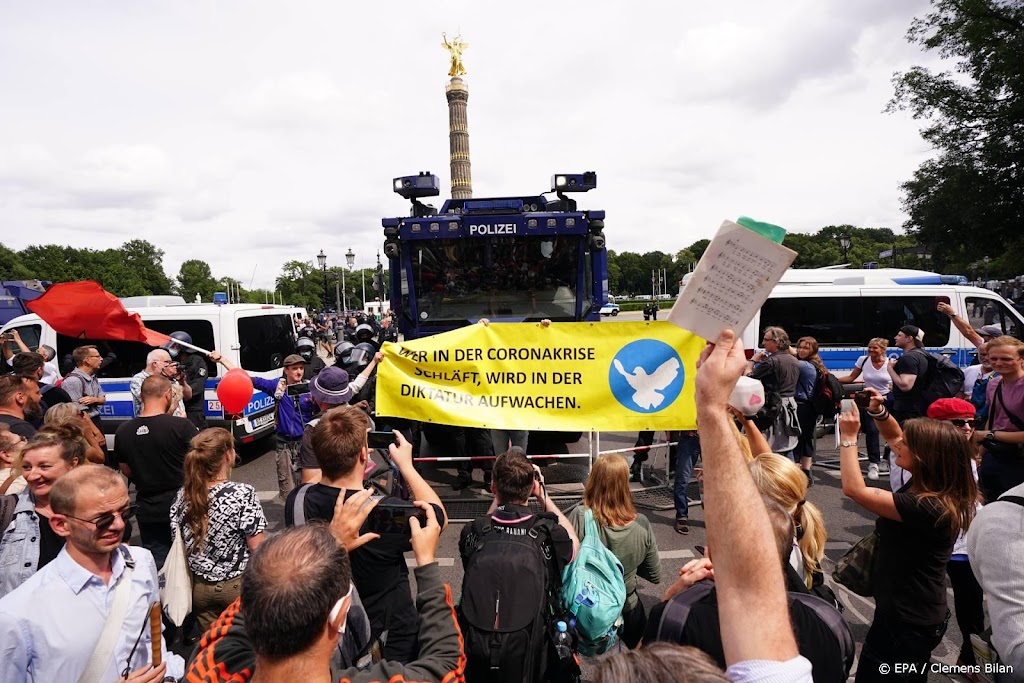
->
[[0, 414, 35, 440], [873, 486, 953, 625], [459, 504, 575, 576], [37, 515, 65, 569], [114, 414, 198, 522], [751, 352, 801, 398], [892, 349, 930, 415], [643, 582, 846, 683], [283, 483, 447, 646]]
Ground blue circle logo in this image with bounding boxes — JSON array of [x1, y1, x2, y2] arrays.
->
[[609, 340, 684, 413]]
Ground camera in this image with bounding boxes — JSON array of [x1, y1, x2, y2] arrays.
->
[[854, 391, 871, 409], [287, 382, 310, 397]]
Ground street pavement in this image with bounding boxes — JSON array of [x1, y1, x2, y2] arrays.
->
[[224, 312, 971, 681]]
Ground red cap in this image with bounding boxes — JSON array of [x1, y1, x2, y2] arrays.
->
[[927, 398, 976, 421]]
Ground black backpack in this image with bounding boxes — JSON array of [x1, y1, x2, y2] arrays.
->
[[811, 369, 844, 418], [653, 580, 855, 679], [918, 350, 965, 408], [458, 514, 579, 683]]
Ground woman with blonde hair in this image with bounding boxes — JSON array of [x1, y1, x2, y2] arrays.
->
[[169, 428, 267, 632], [837, 337, 892, 481], [42, 402, 106, 464], [568, 453, 661, 648], [794, 337, 827, 482], [749, 453, 827, 590], [0, 425, 27, 494], [0, 426, 87, 598]]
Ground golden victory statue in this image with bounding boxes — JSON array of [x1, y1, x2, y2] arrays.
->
[[442, 32, 468, 77]]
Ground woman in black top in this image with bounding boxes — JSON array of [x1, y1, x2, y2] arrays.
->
[[838, 391, 978, 682]]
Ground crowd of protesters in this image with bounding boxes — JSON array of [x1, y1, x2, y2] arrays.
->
[[0, 298, 1021, 683]]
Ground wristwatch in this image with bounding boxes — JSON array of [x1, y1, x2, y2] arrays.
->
[[840, 440, 858, 448], [985, 431, 997, 442]]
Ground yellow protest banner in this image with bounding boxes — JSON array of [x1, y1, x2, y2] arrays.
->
[[376, 321, 706, 431]]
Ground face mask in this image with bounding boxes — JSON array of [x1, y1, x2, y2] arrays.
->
[[168, 346, 180, 359], [300, 350, 313, 360]]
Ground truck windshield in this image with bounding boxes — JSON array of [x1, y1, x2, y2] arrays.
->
[[408, 235, 581, 323]]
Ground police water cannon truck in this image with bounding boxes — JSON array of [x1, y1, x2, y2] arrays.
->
[[382, 172, 608, 340]]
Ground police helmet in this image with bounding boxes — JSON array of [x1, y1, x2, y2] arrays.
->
[[333, 341, 355, 364], [296, 336, 316, 361], [163, 331, 193, 359], [355, 323, 376, 343], [343, 342, 376, 375]]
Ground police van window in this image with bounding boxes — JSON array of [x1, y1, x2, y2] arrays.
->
[[56, 337, 148, 378], [145, 320, 217, 378], [2, 324, 42, 356], [965, 296, 1021, 339], [238, 314, 293, 372], [760, 296, 951, 346], [410, 236, 580, 323], [55, 320, 215, 379]]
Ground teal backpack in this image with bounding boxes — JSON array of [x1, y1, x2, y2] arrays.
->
[[561, 508, 627, 655]]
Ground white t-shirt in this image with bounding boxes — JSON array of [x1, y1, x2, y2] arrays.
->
[[855, 355, 892, 395]]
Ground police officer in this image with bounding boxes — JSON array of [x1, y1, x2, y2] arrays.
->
[[296, 336, 325, 381], [163, 331, 216, 429], [379, 316, 399, 345]]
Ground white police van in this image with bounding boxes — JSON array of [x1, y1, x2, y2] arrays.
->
[[1, 297, 307, 446], [735, 268, 1024, 371]]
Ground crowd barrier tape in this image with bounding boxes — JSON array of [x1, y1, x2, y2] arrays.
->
[[376, 322, 705, 431]]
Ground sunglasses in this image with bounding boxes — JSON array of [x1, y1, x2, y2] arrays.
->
[[947, 419, 973, 428], [65, 504, 137, 532]]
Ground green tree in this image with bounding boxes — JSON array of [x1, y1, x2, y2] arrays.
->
[[889, 0, 1024, 276], [175, 260, 218, 302], [117, 240, 173, 295], [685, 239, 711, 264], [0, 243, 31, 280]]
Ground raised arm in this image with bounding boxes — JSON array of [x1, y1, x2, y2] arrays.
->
[[838, 404, 901, 521], [695, 330, 799, 666], [388, 431, 448, 530], [938, 302, 984, 348]]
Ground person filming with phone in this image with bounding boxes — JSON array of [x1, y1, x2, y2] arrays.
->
[[283, 404, 447, 663]]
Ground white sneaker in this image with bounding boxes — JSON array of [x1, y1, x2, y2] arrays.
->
[[867, 463, 879, 480]]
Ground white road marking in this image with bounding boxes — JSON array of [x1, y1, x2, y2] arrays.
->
[[658, 549, 696, 560]]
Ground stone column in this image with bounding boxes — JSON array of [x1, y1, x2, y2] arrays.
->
[[445, 76, 473, 199]]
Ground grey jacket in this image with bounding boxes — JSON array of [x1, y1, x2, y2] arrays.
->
[[0, 490, 42, 599]]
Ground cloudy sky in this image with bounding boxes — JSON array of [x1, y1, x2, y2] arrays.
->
[[0, 0, 943, 290]]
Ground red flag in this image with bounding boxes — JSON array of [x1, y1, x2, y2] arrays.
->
[[26, 281, 172, 346]]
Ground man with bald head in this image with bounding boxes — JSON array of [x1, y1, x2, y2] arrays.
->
[[131, 347, 192, 417], [0, 465, 183, 682]]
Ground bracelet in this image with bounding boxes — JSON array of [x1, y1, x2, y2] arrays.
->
[[866, 406, 889, 421]]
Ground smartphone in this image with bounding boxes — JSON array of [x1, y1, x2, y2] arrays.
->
[[286, 381, 310, 396], [365, 502, 427, 537], [854, 391, 871, 409], [695, 545, 706, 557], [367, 430, 397, 449]]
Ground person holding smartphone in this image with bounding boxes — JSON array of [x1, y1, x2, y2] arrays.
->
[[283, 405, 447, 663]]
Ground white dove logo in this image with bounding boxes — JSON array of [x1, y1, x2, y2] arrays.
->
[[608, 340, 686, 414], [612, 357, 680, 409]]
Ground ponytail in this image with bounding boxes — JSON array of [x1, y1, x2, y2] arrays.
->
[[182, 428, 234, 554]]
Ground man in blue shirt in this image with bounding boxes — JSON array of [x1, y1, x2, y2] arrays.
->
[[0, 464, 183, 682], [251, 353, 315, 503]]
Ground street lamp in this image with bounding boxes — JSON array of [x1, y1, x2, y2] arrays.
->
[[345, 248, 357, 311], [838, 233, 852, 264], [316, 249, 328, 311]]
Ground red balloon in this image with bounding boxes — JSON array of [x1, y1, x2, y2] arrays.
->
[[217, 371, 254, 415]]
